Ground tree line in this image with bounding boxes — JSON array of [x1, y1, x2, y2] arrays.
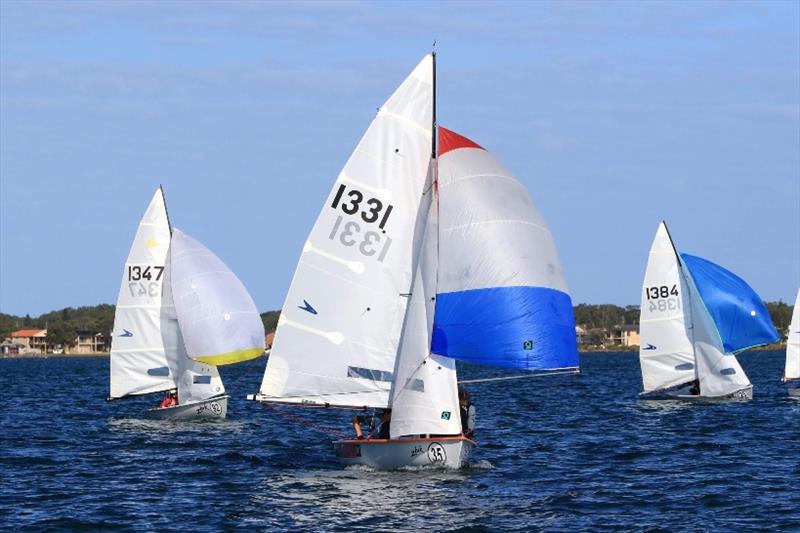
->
[[1, 300, 794, 350]]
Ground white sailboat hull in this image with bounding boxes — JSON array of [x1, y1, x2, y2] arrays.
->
[[333, 436, 475, 470], [641, 383, 753, 401], [146, 395, 229, 420], [787, 384, 800, 398]]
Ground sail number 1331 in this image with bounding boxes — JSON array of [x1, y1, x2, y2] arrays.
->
[[330, 184, 394, 230]]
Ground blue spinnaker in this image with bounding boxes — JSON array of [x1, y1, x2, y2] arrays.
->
[[431, 286, 579, 370], [681, 253, 779, 353]]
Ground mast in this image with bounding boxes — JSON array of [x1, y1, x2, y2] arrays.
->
[[661, 220, 682, 267], [431, 49, 437, 159], [160, 184, 173, 236]]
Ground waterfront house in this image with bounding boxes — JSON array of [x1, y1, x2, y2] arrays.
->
[[8, 329, 48, 353]]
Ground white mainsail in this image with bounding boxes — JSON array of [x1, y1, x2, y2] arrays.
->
[[257, 55, 435, 408], [170, 228, 265, 366], [110, 189, 179, 399], [783, 289, 800, 382], [638, 222, 696, 393]]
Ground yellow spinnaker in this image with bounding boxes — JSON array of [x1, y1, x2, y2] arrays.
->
[[193, 347, 265, 366]]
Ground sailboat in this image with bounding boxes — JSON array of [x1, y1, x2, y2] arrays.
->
[[638, 222, 779, 400], [782, 289, 800, 397], [109, 187, 265, 419], [248, 54, 579, 469]]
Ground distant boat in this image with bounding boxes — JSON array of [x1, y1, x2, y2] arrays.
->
[[109, 187, 265, 419], [782, 289, 800, 397], [249, 54, 579, 469], [638, 222, 779, 400]]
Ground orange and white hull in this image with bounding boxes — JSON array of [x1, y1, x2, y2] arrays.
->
[[332, 435, 475, 470]]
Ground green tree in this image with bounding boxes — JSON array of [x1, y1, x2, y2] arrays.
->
[[261, 311, 280, 333], [46, 321, 75, 351]]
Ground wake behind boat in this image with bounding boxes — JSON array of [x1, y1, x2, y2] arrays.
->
[[638, 222, 779, 401], [109, 187, 265, 420], [250, 53, 579, 469]]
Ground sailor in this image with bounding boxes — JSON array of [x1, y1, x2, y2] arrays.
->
[[374, 409, 391, 439], [458, 387, 475, 438], [688, 380, 700, 396], [160, 389, 178, 408], [352, 409, 392, 440]]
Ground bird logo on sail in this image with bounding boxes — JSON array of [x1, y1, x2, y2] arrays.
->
[[643, 343, 657, 350], [298, 300, 318, 315], [119, 329, 134, 337]]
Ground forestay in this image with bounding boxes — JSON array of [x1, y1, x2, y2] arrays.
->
[[258, 55, 435, 408], [431, 127, 579, 370], [785, 289, 800, 382], [638, 222, 697, 393], [110, 189, 180, 399], [681, 253, 779, 353], [170, 228, 265, 366]]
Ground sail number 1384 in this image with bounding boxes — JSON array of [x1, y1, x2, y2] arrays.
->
[[645, 285, 678, 300]]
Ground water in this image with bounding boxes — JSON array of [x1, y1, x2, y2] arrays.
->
[[2, 351, 798, 531]]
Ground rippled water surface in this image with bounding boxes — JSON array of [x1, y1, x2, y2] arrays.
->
[[2, 351, 798, 531]]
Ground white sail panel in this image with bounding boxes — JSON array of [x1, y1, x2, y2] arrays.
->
[[682, 261, 751, 397], [170, 228, 265, 365], [638, 223, 697, 393], [258, 55, 434, 408], [159, 249, 226, 403], [175, 327, 226, 404], [784, 289, 800, 381], [110, 188, 179, 399], [390, 197, 461, 438]]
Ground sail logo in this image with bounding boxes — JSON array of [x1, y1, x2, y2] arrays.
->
[[298, 300, 318, 315], [119, 329, 134, 338], [440, 411, 451, 420], [523, 340, 534, 350], [643, 343, 657, 350]]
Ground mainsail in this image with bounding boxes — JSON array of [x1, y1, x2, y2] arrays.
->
[[170, 228, 265, 366], [785, 289, 800, 382], [110, 189, 179, 399], [638, 222, 697, 393], [257, 55, 435, 408], [431, 127, 579, 370]]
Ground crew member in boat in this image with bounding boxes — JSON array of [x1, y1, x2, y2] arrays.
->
[[352, 409, 391, 439], [459, 387, 475, 438], [160, 389, 178, 408], [688, 380, 700, 396]]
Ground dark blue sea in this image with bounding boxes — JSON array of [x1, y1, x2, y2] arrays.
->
[[2, 351, 798, 531]]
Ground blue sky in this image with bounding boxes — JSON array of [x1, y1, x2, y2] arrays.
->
[[1, 0, 798, 316]]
